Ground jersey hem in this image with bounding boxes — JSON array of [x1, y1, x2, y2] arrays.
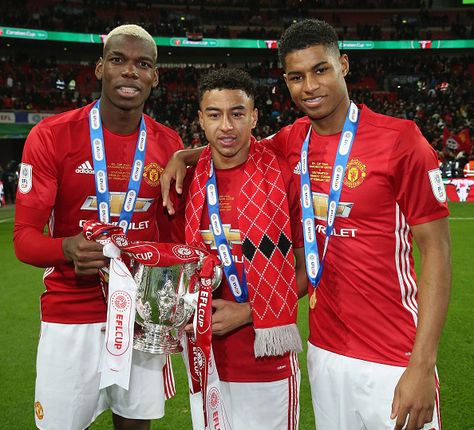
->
[[308, 339, 410, 368]]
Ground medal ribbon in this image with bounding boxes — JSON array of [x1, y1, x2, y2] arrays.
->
[[89, 99, 147, 233], [300, 101, 360, 292], [206, 161, 248, 303]]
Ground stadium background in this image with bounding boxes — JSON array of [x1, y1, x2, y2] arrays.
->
[[0, 0, 473, 428]]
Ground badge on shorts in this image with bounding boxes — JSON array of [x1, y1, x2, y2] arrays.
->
[[428, 168, 447, 203], [19, 163, 33, 194]]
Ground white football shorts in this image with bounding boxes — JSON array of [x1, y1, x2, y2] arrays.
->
[[34, 322, 167, 430], [307, 343, 441, 430], [189, 371, 300, 430]]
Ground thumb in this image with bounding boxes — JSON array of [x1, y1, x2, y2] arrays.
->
[[391, 390, 400, 420]]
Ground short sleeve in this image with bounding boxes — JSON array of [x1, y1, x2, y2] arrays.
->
[[390, 122, 449, 226]]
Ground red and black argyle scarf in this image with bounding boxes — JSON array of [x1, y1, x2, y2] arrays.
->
[[185, 138, 302, 357]]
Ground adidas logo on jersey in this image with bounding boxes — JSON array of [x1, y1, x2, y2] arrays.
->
[[75, 161, 94, 174], [293, 161, 301, 175]]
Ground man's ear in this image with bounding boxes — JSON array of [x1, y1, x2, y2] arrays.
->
[[198, 110, 204, 129], [152, 68, 159, 88], [340, 54, 349, 78], [95, 58, 104, 81]]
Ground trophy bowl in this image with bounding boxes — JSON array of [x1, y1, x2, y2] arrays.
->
[[132, 259, 222, 354]]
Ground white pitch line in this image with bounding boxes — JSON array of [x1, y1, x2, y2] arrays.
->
[[449, 217, 474, 220], [0, 218, 13, 223]]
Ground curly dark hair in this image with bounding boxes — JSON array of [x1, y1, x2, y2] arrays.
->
[[279, 19, 340, 67], [198, 68, 256, 103]]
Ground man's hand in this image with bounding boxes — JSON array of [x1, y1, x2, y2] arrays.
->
[[211, 299, 252, 336], [62, 232, 107, 276], [391, 363, 436, 430], [160, 151, 189, 215]]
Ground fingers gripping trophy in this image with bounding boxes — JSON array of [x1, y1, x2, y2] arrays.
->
[[83, 220, 222, 389]]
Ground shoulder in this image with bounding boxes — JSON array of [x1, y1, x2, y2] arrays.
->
[[144, 116, 183, 148], [34, 104, 91, 132], [359, 104, 418, 135]]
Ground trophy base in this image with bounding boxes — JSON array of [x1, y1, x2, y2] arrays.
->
[[134, 327, 183, 354]]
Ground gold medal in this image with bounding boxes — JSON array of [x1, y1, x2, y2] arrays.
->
[[309, 291, 317, 309]]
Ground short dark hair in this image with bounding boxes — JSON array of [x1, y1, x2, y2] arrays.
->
[[279, 19, 340, 67], [198, 68, 256, 104]]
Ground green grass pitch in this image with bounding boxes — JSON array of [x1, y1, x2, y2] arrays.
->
[[1, 203, 473, 429]]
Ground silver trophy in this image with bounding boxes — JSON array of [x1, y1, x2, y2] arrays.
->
[[132, 258, 222, 354]]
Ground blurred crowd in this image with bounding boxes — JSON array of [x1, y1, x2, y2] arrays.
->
[[1, 0, 472, 40]]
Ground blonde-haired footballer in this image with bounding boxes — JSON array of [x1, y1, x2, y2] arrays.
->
[[14, 24, 183, 430]]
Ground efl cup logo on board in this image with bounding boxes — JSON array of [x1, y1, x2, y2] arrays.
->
[[339, 131, 353, 156], [132, 160, 143, 181], [138, 130, 146, 151], [207, 183, 217, 205], [304, 218, 315, 242], [93, 138, 104, 161], [349, 103, 358, 123], [18, 163, 33, 194], [91, 107, 100, 129], [302, 184, 311, 208], [210, 213, 222, 235], [332, 165, 344, 191], [218, 244, 232, 267]]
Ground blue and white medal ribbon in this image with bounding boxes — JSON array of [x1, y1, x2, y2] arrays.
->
[[206, 161, 248, 303], [89, 99, 147, 233], [300, 101, 359, 293]]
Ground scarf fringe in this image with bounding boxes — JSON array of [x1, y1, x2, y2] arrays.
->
[[254, 324, 302, 358]]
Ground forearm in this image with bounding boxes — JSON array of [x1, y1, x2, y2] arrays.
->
[[14, 203, 67, 267], [409, 219, 451, 368], [294, 247, 308, 298], [175, 146, 204, 166]]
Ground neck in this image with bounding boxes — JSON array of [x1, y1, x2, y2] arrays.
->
[[310, 97, 351, 135], [99, 97, 143, 135]]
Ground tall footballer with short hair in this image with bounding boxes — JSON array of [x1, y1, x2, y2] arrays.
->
[[160, 19, 451, 430], [14, 24, 183, 430]]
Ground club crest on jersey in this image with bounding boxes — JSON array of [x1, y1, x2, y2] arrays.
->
[[19, 163, 33, 194], [344, 159, 367, 189], [428, 168, 447, 203], [142, 162, 163, 187]]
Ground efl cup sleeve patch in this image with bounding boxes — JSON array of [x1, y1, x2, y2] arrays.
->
[[19, 163, 33, 194], [428, 168, 447, 203]]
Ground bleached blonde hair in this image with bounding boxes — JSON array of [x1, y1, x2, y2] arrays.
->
[[104, 24, 157, 61]]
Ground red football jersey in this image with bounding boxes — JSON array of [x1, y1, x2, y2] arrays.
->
[[265, 105, 449, 366], [15, 103, 183, 324], [197, 159, 303, 382]]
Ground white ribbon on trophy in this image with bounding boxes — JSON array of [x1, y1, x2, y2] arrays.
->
[[99, 242, 137, 390]]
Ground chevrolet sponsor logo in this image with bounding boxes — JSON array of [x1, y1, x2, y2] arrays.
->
[[312, 192, 353, 220], [80, 192, 153, 216], [200, 224, 241, 249]]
